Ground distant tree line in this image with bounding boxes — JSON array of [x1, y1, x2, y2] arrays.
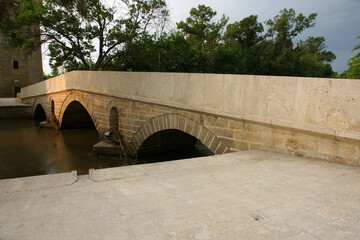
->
[[0, 0, 358, 78]]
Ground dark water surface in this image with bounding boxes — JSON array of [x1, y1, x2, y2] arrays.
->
[[0, 119, 212, 179]]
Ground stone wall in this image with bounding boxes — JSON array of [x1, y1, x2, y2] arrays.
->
[[0, 33, 43, 97], [20, 71, 360, 165], [0, 106, 32, 119]]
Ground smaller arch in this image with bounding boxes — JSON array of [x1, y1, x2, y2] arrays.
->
[[106, 100, 118, 112], [58, 92, 99, 131], [128, 113, 230, 157], [61, 101, 95, 129], [34, 104, 47, 126], [32, 98, 48, 118]]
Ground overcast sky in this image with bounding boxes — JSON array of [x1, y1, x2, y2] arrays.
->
[[43, 0, 360, 74]]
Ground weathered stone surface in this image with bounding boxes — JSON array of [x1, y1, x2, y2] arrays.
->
[[0, 171, 77, 193], [0, 33, 43, 98]]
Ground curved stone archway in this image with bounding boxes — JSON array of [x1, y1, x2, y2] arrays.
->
[[32, 98, 48, 118], [61, 101, 96, 129], [33, 103, 47, 126], [58, 92, 99, 131], [128, 113, 230, 157]]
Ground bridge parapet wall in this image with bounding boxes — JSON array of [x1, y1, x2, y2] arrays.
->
[[19, 71, 360, 165]]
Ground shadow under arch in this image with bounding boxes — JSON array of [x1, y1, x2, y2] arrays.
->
[[136, 129, 214, 161], [58, 92, 98, 130], [33, 104, 47, 126], [60, 100, 95, 129], [128, 113, 230, 157]]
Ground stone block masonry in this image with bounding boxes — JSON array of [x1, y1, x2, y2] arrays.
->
[[0, 33, 43, 97], [19, 71, 360, 166], [0, 98, 32, 118]]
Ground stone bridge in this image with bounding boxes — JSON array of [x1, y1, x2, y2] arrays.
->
[[19, 71, 360, 165]]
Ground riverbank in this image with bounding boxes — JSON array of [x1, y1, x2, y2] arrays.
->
[[0, 98, 32, 119], [1, 150, 360, 239]]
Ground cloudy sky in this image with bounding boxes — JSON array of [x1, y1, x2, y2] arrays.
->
[[43, 0, 360, 74]]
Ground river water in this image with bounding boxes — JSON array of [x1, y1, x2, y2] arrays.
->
[[0, 119, 212, 179]]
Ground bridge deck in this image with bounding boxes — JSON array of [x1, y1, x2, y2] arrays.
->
[[1, 151, 360, 239]]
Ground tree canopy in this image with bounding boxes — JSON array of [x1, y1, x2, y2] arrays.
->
[[0, 0, 169, 74], [177, 4, 228, 55], [0, 2, 338, 78]]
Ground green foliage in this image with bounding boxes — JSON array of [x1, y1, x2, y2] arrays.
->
[[225, 15, 264, 49], [211, 41, 246, 74], [0, 0, 169, 73], [295, 37, 336, 77], [342, 36, 360, 79], [156, 32, 208, 72], [265, 8, 317, 51], [1, 2, 337, 78], [0, 0, 19, 32], [177, 4, 228, 54]]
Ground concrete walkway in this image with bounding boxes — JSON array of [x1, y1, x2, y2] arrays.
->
[[1, 150, 360, 239]]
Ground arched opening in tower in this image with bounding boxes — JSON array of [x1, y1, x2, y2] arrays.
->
[[34, 104, 47, 126], [136, 129, 214, 163], [61, 101, 95, 129]]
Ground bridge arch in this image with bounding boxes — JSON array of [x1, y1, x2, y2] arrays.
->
[[58, 92, 98, 130], [33, 103, 47, 126], [128, 113, 230, 157], [32, 98, 48, 118]]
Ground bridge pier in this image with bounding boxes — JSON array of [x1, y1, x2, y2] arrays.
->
[[92, 141, 125, 157]]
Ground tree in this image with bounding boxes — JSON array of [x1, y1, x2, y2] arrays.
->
[[295, 37, 336, 77], [249, 8, 326, 77], [0, 0, 169, 73], [297, 37, 335, 62], [157, 32, 208, 72], [0, 0, 17, 31], [265, 8, 317, 51], [344, 36, 360, 79], [177, 4, 228, 54], [224, 15, 264, 50], [211, 40, 246, 74]]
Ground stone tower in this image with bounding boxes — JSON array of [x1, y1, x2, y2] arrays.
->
[[0, 32, 43, 97]]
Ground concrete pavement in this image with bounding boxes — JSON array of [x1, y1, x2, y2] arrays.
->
[[1, 150, 360, 239]]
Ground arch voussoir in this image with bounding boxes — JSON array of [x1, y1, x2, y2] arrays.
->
[[168, 114, 179, 129], [149, 118, 157, 133], [177, 115, 187, 132]]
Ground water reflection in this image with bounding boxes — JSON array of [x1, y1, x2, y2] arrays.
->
[[0, 119, 119, 179], [0, 119, 213, 179]]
